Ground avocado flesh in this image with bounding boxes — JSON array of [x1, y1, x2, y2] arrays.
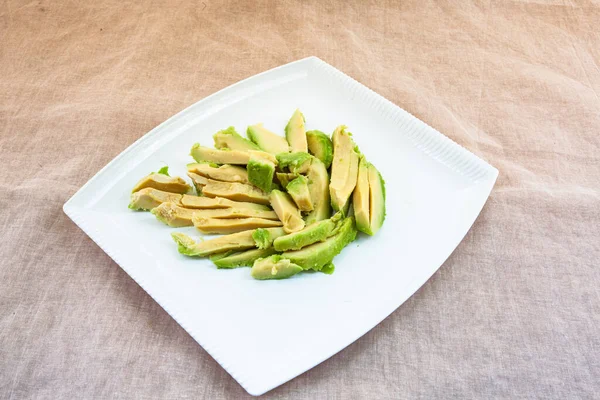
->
[[192, 216, 283, 234], [171, 227, 285, 257], [131, 173, 191, 194], [306, 130, 333, 169], [353, 156, 371, 234], [190, 144, 252, 164], [187, 163, 249, 184], [201, 180, 270, 205], [180, 195, 270, 211], [276, 152, 312, 174], [275, 172, 298, 187], [273, 218, 337, 251], [251, 227, 287, 249], [329, 126, 360, 212], [191, 207, 279, 220], [213, 126, 260, 151], [128, 188, 183, 211], [367, 163, 386, 235], [251, 255, 303, 280], [151, 202, 195, 227], [285, 109, 307, 152], [187, 172, 209, 194], [213, 247, 278, 269], [285, 175, 313, 212], [247, 153, 275, 193], [269, 190, 305, 233], [247, 123, 290, 155], [282, 217, 357, 271], [305, 158, 331, 224]]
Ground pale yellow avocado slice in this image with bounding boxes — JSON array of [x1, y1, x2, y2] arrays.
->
[[367, 162, 386, 235], [190, 144, 251, 164], [353, 156, 370, 233], [151, 202, 195, 227], [247, 123, 290, 155], [269, 190, 305, 233], [192, 208, 279, 220], [171, 227, 285, 257], [251, 255, 303, 280], [192, 216, 283, 234], [202, 180, 270, 205], [187, 172, 209, 194], [131, 173, 191, 194], [286, 175, 313, 212], [305, 157, 331, 224], [329, 125, 359, 212], [180, 195, 270, 211], [128, 188, 183, 211], [187, 163, 249, 184], [285, 109, 307, 152], [213, 126, 260, 151]]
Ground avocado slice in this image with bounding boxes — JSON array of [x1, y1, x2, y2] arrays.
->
[[353, 156, 370, 233], [213, 247, 278, 269], [187, 163, 249, 184], [131, 173, 191, 194], [252, 227, 285, 249], [285, 109, 307, 152], [190, 144, 252, 165], [247, 152, 275, 192], [202, 180, 270, 205], [213, 126, 260, 151], [276, 152, 312, 174], [187, 172, 209, 194], [128, 188, 183, 211], [305, 157, 331, 224], [269, 190, 305, 233], [192, 216, 283, 234], [251, 255, 303, 280], [171, 227, 284, 257], [306, 130, 333, 169], [285, 175, 313, 212], [367, 162, 386, 235], [180, 195, 270, 211], [329, 125, 360, 212], [273, 217, 337, 251], [282, 217, 357, 271], [247, 123, 290, 155], [275, 172, 298, 187], [192, 207, 279, 220], [151, 202, 195, 227]]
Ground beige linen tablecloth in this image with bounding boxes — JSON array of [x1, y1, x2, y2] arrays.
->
[[1, 1, 599, 398]]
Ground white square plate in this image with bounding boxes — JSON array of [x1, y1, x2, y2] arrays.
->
[[64, 57, 497, 396]]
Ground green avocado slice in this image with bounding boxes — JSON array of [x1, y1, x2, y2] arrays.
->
[[212, 247, 278, 269], [305, 157, 331, 224], [213, 126, 260, 151], [276, 152, 312, 174], [252, 227, 287, 249], [247, 153, 275, 192], [306, 130, 333, 169], [285, 109, 307, 152], [353, 156, 371, 234], [367, 162, 386, 235], [275, 172, 298, 187], [286, 175, 313, 211], [329, 125, 360, 212], [269, 189, 305, 233], [282, 217, 357, 271], [273, 217, 338, 251], [247, 123, 290, 155], [251, 255, 303, 280]]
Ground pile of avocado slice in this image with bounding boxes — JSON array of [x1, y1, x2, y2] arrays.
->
[[129, 109, 386, 280]]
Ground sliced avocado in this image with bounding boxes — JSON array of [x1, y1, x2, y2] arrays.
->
[[329, 125, 360, 212], [320, 263, 335, 275], [213, 247, 278, 269], [273, 217, 337, 251], [191, 207, 279, 220], [282, 217, 357, 271], [252, 227, 286, 249], [353, 156, 370, 233], [202, 180, 270, 205], [128, 188, 183, 211], [285, 175, 313, 212], [275, 172, 298, 187], [285, 109, 307, 152], [131, 173, 191, 194], [187, 163, 249, 184], [151, 202, 195, 227], [192, 216, 283, 234], [187, 172, 209, 194], [190, 144, 251, 165], [251, 255, 303, 280], [306, 130, 333, 168], [247, 153, 275, 192], [276, 152, 312, 174], [269, 190, 305, 233], [247, 123, 289, 155], [213, 126, 260, 151], [305, 157, 331, 224], [181, 194, 270, 211], [367, 162, 386, 235], [171, 228, 284, 257]]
